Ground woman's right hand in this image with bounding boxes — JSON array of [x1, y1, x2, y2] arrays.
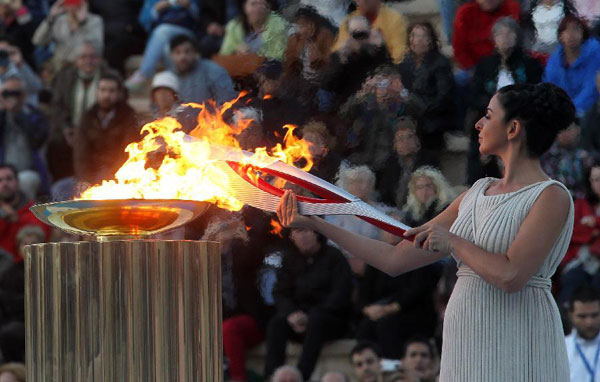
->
[[276, 190, 313, 229]]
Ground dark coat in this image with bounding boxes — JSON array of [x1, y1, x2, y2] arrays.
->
[[272, 244, 353, 318], [398, 50, 455, 146], [582, 102, 600, 153], [73, 102, 139, 184]]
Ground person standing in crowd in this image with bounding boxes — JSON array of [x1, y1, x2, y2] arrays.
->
[[264, 227, 352, 381], [0, 0, 36, 67], [541, 120, 593, 199], [357, 251, 441, 359], [277, 83, 577, 381], [73, 71, 139, 184], [349, 341, 384, 382], [125, 0, 201, 89], [467, 17, 542, 184], [333, 0, 407, 64], [544, 15, 600, 117], [0, 38, 42, 107], [559, 162, 600, 302], [46, 40, 108, 183], [322, 15, 391, 108], [32, 0, 103, 71], [565, 286, 600, 382], [0, 76, 49, 197], [452, 0, 520, 71], [398, 22, 454, 158], [0, 165, 50, 261], [401, 167, 456, 228], [377, 118, 436, 208], [520, 0, 579, 60], [169, 34, 236, 104]]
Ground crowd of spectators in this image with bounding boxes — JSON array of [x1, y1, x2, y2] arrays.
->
[[0, 0, 599, 380]]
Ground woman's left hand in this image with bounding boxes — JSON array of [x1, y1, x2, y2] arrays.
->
[[404, 223, 457, 254]]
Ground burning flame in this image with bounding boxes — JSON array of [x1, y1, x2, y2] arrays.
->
[[269, 219, 284, 237], [78, 96, 313, 211]]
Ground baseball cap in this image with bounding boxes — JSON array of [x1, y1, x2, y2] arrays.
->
[[151, 71, 180, 94]]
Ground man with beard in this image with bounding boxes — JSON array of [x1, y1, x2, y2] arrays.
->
[[73, 71, 138, 184], [168, 34, 235, 105], [0, 165, 49, 261], [566, 286, 600, 382]]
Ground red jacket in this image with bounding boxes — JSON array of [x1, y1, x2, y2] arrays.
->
[[0, 200, 50, 261], [563, 198, 600, 267], [452, 0, 520, 69]]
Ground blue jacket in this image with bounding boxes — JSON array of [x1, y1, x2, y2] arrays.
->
[[544, 38, 600, 117], [138, 0, 200, 33]]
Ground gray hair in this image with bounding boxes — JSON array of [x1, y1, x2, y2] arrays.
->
[[334, 163, 376, 195], [492, 16, 521, 44], [75, 39, 102, 57], [272, 365, 303, 382]]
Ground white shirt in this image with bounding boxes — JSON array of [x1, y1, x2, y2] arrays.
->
[[496, 68, 514, 90], [566, 331, 600, 382], [531, 3, 564, 52]]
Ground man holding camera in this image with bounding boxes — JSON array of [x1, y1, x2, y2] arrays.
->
[[0, 38, 42, 107]]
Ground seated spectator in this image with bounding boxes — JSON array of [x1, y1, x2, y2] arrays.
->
[[0, 38, 43, 106], [283, 6, 336, 106], [395, 337, 437, 382], [169, 34, 236, 104], [341, 67, 420, 172], [521, 0, 579, 59], [559, 162, 600, 301], [402, 167, 456, 228], [89, 0, 147, 75], [467, 17, 542, 184], [565, 286, 600, 382], [125, 0, 200, 89], [333, 0, 407, 64], [377, 119, 436, 208], [46, 39, 109, 182], [264, 227, 353, 381], [321, 371, 350, 382], [271, 365, 303, 382], [582, 72, 600, 152], [0, 165, 50, 261], [16, 224, 45, 260], [0, 363, 25, 382], [350, 341, 384, 382], [150, 70, 181, 119], [544, 15, 600, 117], [201, 215, 272, 382], [0, 0, 36, 67], [399, 22, 455, 155], [541, 121, 593, 198], [452, 0, 520, 70], [301, 120, 342, 183], [216, 0, 288, 78], [0, 76, 50, 195], [325, 165, 385, 276], [322, 15, 391, 108], [357, 252, 442, 359], [32, 0, 103, 71], [196, 0, 240, 58], [73, 71, 139, 184]]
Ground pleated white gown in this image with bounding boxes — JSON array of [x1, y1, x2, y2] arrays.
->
[[441, 177, 573, 381]]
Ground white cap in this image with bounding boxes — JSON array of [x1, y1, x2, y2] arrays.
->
[[151, 71, 180, 94]]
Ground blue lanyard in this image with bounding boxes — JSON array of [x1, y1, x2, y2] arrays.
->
[[576, 341, 600, 382]]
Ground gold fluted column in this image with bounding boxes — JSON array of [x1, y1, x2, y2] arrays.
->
[[24, 240, 222, 382]]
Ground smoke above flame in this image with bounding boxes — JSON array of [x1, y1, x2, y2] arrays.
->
[[78, 95, 313, 211]]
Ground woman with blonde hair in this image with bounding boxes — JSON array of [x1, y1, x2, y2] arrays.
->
[[402, 166, 456, 227]]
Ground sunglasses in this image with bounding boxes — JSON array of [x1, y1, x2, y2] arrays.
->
[[351, 30, 370, 40]]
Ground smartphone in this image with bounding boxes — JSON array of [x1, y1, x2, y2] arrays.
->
[[380, 359, 403, 372]]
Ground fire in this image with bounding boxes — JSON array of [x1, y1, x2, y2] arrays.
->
[[78, 96, 313, 211], [269, 219, 284, 237]]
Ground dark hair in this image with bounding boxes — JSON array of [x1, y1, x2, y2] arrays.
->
[[294, 6, 335, 36], [401, 336, 434, 359], [495, 83, 575, 158], [584, 158, 600, 205], [237, 0, 278, 34], [0, 164, 18, 179], [558, 14, 591, 42], [169, 34, 198, 52], [569, 285, 600, 312], [349, 341, 383, 361], [99, 70, 124, 91], [407, 22, 440, 52]]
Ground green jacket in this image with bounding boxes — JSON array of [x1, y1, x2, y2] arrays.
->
[[219, 12, 289, 61]]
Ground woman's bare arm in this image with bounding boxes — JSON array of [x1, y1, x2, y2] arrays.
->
[[277, 190, 467, 276]]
